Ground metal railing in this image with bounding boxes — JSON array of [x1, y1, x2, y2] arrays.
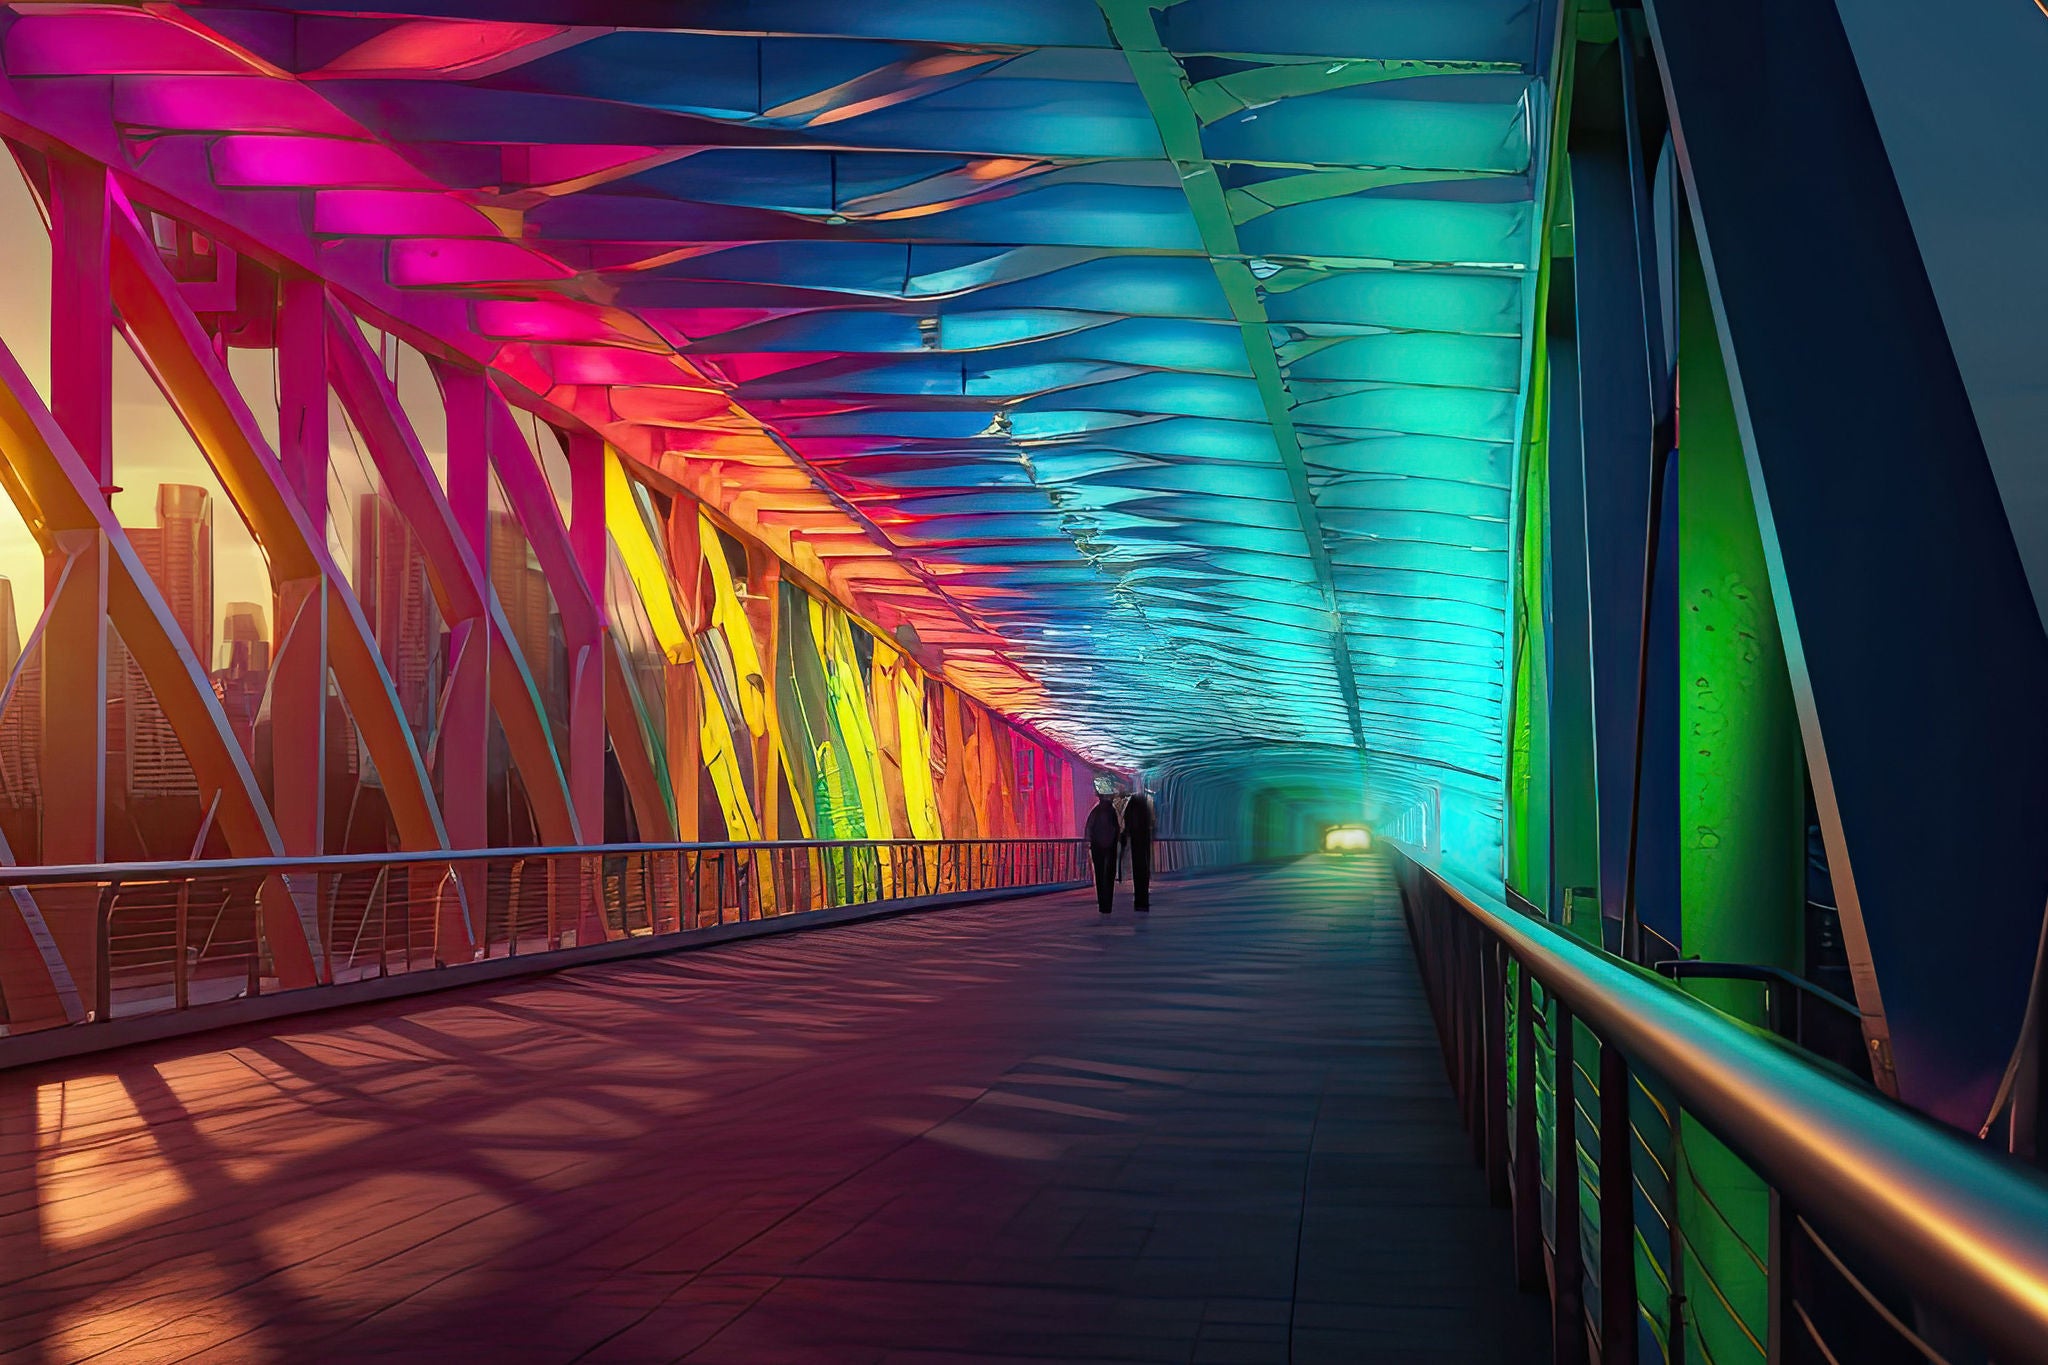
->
[[1651, 958, 1869, 1080], [0, 837, 1224, 1039], [1392, 846, 2048, 1365]]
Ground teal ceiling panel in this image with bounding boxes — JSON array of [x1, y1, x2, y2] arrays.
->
[[180, 0, 1548, 856]]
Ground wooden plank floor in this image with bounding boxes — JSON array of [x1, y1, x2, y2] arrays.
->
[[0, 855, 1547, 1364]]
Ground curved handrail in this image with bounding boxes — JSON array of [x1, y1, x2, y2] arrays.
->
[[1651, 957, 1861, 1021], [2, 837, 1231, 1046], [0, 837, 1220, 888], [1405, 851, 2048, 1363]]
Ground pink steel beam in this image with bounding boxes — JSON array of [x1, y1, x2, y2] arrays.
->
[[0, 56, 1036, 723], [0, 331, 322, 996], [472, 380, 676, 850], [0, 557, 84, 1024], [103, 194, 465, 937], [0, 19, 1098, 850], [325, 305, 579, 846], [567, 431, 607, 845], [604, 634, 676, 842], [273, 277, 329, 863], [42, 152, 111, 879], [476, 388, 603, 670], [439, 362, 498, 944]]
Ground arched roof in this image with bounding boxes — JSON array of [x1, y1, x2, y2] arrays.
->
[[5, 0, 1543, 841]]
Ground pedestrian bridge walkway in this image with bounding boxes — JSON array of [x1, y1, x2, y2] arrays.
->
[[0, 858, 1543, 1364]]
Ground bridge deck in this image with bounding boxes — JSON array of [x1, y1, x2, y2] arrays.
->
[[0, 857, 1545, 1364]]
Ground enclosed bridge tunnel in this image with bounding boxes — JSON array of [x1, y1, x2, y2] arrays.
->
[[2, 2, 2048, 1362]]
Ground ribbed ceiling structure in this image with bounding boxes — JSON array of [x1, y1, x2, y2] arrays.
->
[[4, 0, 1542, 842]]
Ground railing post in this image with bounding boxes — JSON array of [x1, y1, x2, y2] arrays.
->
[[1553, 997, 1589, 1365], [504, 857, 519, 957], [1600, 1035, 1638, 1365], [1767, 1188, 1788, 1365], [1484, 935, 1511, 1207], [249, 879, 266, 999], [316, 871, 334, 979], [1515, 963, 1544, 1291], [173, 879, 191, 1011], [93, 880, 117, 1022], [1465, 917, 1487, 1163], [1422, 887, 1454, 1083]]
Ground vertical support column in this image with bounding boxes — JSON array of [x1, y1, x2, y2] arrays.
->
[[1571, 40, 1668, 956], [1638, 0, 2048, 1122], [1547, 296, 1601, 933], [743, 546, 780, 910], [42, 154, 111, 1008], [567, 433, 608, 943], [1666, 213, 1804, 1365], [1508, 314, 1553, 906], [940, 686, 971, 837], [440, 367, 491, 955], [271, 276, 333, 980], [273, 277, 328, 859], [1615, 13, 1683, 966], [1670, 149, 1811, 1018], [45, 152, 110, 863], [666, 504, 702, 848], [566, 433, 608, 845], [1636, 453, 1682, 958], [50, 154, 112, 489], [989, 718, 1018, 840], [744, 546, 781, 843]]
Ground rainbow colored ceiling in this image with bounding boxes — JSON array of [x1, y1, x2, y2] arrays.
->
[[0, 1, 1541, 847]]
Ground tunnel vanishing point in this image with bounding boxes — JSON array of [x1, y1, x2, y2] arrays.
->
[[2, 3, 2048, 1363]]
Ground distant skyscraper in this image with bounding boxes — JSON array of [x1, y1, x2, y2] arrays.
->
[[0, 576, 28, 808], [490, 510, 562, 725], [0, 578, 18, 685], [215, 600, 268, 762], [122, 484, 212, 800], [153, 483, 213, 665], [222, 600, 266, 665], [356, 492, 438, 737]]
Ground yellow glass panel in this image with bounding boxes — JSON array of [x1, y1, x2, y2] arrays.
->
[[704, 512, 765, 737], [695, 649, 758, 841], [824, 607, 891, 841], [605, 450, 691, 664], [891, 653, 943, 840]]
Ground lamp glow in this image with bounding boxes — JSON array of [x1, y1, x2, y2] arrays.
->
[[1324, 826, 1372, 854]]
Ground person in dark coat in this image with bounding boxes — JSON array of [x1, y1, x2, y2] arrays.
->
[[1123, 790, 1155, 911], [1085, 789, 1122, 914]]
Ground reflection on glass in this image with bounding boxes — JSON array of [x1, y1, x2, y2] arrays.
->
[[0, 153, 53, 653]]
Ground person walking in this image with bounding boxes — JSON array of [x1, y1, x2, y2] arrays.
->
[[1123, 789, 1155, 912], [1085, 786, 1122, 915]]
